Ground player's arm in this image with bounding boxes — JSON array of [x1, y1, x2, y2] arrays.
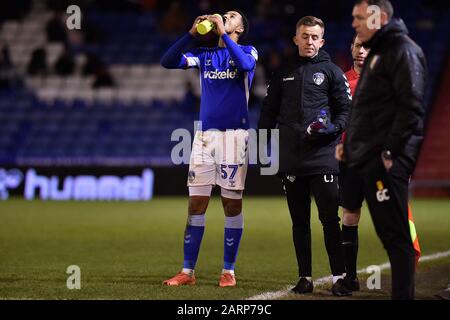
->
[[160, 16, 207, 69], [206, 14, 256, 72], [384, 47, 426, 158], [329, 66, 352, 134], [221, 35, 257, 71]]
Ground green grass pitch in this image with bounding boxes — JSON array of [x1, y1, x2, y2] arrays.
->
[[0, 197, 449, 299]]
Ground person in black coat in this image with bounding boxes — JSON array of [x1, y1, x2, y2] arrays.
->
[[342, 0, 427, 300], [258, 16, 352, 296]]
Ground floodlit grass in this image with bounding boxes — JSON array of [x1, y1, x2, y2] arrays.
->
[[0, 197, 449, 299]]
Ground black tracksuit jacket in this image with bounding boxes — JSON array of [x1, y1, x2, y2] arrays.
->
[[258, 50, 351, 176], [344, 18, 427, 172]]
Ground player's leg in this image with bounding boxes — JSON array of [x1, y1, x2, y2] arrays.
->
[[183, 186, 212, 272], [163, 131, 215, 286], [341, 208, 361, 290], [283, 175, 314, 294], [162, 186, 212, 286], [339, 163, 364, 291], [361, 158, 415, 299], [311, 174, 351, 296], [215, 129, 248, 287], [219, 189, 244, 287]]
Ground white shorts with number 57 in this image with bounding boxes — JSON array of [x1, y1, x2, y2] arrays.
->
[[187, 129, 249, 190]]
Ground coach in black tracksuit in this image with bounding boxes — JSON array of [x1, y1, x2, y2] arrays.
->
[[344, 1, 427, 300], [258, 16, 351, 296]]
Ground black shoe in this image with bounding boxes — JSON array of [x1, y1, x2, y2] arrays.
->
[[343, 275, 360, 292], [291, 277, 314, 294], [331, 278, 352, 296]]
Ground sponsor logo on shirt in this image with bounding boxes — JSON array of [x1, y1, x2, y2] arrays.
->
[[203, 69, 238, 79]]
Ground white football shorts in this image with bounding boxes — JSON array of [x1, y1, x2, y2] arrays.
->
[[187, 129, 249, 190]]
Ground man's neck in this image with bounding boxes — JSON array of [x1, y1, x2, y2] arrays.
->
[[219, 32, 239, 47], [353, 64, 362, 75], [299, 52, 319, 60]]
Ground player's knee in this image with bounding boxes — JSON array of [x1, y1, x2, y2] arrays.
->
[[222, 199, 242, 216], [188, 196, 210, 214], [220, 188, 243, 216], [188, 186, 212, 214], [342, 208, 361, 226]]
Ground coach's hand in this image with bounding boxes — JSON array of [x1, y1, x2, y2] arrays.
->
[[306, 120, 337, 138], [381, 151, 393, 171], [189, 15, 208, 36], [335, 143, 345, 161], [381, 152, 394, 171], [208, 14, 226, 36]]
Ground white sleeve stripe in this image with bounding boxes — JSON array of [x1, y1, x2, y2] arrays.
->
[[244, 73, 249, 106], [184, 55, 200, 68], [250, 48, 258, 61]]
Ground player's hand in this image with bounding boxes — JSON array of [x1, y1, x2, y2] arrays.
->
[[189, 15, 208, 36], [335, 143, 345, 161], [207, 14, 225, 36]]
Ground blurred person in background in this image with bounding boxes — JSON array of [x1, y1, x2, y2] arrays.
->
[[46, 10, 67, 43], [54, 45, 75, 76], [27, 47, 48, 76], [0, 45, 19, 89]]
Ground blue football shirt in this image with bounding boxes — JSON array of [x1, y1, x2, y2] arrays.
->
[[183, 45, 258, 131]]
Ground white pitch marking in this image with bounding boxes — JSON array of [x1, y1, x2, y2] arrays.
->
[[246, 250, 450, 300]]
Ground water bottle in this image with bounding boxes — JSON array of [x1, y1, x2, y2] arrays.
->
[[317, 109, 329, 127], [196, 14, 222, 35]]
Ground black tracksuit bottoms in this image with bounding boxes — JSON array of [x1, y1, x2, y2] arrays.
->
[[357, 157, 415, 300], [282, 173, 345, 277]]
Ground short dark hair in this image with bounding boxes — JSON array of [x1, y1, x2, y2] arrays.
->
[[233, 9, 249, 38], [296, 16, 325, 35], [354, 0, 394, 20]]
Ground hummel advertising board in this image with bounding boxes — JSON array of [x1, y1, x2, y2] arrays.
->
[[0, 167, 154, 201]]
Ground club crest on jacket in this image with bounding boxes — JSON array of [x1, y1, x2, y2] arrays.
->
[[313, 72, 325, 85]]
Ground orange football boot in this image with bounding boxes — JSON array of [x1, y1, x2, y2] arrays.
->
[[163, 272, 196, 286], [219, 273, 236, 287]]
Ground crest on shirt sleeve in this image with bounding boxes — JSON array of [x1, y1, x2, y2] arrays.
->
[[313, 72, 325, 85]]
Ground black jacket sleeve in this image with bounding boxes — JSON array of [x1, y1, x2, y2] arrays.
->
[[258, 71, 282, 130], [328, 65, 352, 133], [384, 46, 426, 157]]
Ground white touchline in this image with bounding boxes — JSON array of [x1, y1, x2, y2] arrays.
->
[[245, 250, 450, 300]]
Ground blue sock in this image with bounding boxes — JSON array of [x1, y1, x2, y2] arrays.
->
[[223, 213, 244, 271], [183, 214, 205, 270]]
